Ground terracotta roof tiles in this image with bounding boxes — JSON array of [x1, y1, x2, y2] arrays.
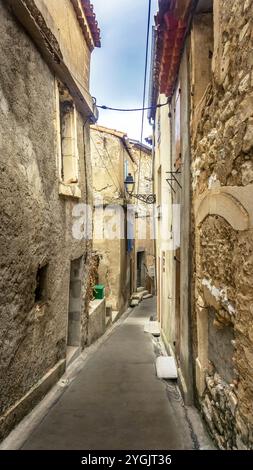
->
[[81, 0, 101, 47], [154, 0, 192, 98]]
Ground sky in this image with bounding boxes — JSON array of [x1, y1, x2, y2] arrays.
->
[[90, 0, 158, 142]]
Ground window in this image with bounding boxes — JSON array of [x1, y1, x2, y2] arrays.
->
[[35, 264, 48, 304], [56, 81, 80, 193], [60, 100, 78, 183]]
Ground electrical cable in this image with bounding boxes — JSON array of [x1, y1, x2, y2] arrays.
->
[[90, 134, 120, 192], [96, 102, 169, 112], [96, 134, 122, 190], [137, 0, 152, 196], [69, 70, 170, 113]]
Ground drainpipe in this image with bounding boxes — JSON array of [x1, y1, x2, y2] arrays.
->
[[151, 121, 157, 296]]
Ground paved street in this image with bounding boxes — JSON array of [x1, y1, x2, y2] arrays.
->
[[21, 299, 204, 450]]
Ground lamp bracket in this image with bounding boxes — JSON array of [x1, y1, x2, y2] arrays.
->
[[165, 170, 182, 193], [126, 191, 156, 204]]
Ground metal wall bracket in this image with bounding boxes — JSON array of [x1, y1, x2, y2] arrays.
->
[[131, 193, 156, 204], [165, 170, 182, 193]]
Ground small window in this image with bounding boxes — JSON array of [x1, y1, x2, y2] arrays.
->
[[57, 82, 79, 184], [35, 265, 48, 304]]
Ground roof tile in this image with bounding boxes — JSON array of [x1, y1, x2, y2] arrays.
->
[[81, 0, 101, 47]]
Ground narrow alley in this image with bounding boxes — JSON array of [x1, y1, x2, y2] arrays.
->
[[5, 299, 209, 450], [1, 0, 253, 459]]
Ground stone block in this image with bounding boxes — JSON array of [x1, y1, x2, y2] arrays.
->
[[144, 321, 160, 336], [130, 299, 139, 307], [156, 356, 178, 379], [131, 292, 143, 301], [88, 299, 106, 345], [143, 294, 153, 299]]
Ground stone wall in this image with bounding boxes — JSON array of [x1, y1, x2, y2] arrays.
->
[[130, 144, 155, 292], [191, 0, 253, 449], [90, 127, 125, 203], [91, 127, 134, 313], [0, 1, 92, 439]]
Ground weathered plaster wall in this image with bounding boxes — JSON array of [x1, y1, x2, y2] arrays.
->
[[191, 0, 253, 449], [154, 96, 173, 343], [91, 127, 132, 313], [0, 1, 92, 439], [131, 144, 155, 292], [34, 0, 92, 90], [90, 128, 125, 203]]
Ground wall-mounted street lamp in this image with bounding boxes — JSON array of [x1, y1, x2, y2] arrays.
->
[[124, 173, 156, 204]]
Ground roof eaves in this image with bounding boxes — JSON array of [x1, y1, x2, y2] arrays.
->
[[155, 0, 194, 99], [122, 137, 136, 164], [81, 1, 101, 48], [90, 124, 127, 139], [71, 0, 101, 50], [129, 139, 152, 154], [148, 26, 158, 121]]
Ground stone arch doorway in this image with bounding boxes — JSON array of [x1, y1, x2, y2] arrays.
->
[[194, 190, 249, 395]]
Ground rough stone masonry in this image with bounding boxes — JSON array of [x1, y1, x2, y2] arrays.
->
[[0, 0, 93, 440], [192, 0, 253, 450]]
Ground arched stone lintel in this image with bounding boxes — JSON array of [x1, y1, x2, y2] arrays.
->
[[195, 191, 249, 231]]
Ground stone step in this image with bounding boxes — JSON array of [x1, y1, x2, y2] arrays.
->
[[130, 299, 140, 307], [131, 292, 143, 301], [132, 289, 149, 300], [144, 321, 160, 336], [141, 290, 149, 297], [143, 293, 153, 299], [156, 356, 178, 379], [137, 286, 145, 292]]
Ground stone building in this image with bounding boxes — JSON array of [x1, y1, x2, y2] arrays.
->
[[90, 127, 155, 316], [90, 125, 137, 316], [149, 0, 253, 449], [129, 140, 155, 294], [0, 0, 100, 440]]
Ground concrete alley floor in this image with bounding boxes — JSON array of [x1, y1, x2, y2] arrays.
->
[[15, 298, 211, 450]]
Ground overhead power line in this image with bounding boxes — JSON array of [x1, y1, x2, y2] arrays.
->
[[70, 70, 169, 114], [95, 102, 169, 112], [97, 134, 122, 190], [137, 0, 152, 196], [90, 134, 120, 192]]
